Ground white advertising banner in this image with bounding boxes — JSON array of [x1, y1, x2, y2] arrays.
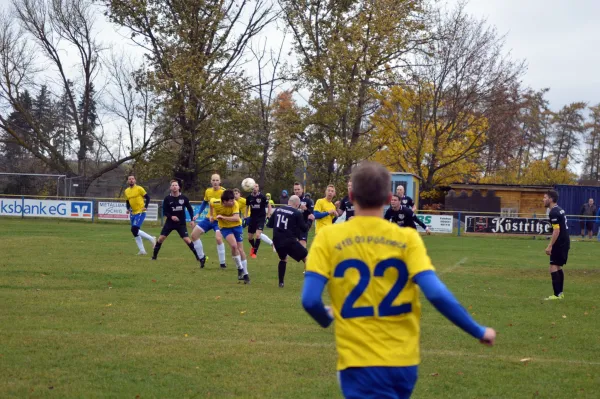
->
[[416, 214, 454, 234], [98, 201, 158, 221], [0, 199, 93, 219]]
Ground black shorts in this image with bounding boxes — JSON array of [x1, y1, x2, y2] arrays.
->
[[583, 221, 594, 232], [248, 216, 266, 234], [299, 220, 313, 241], [550, 246, 569, 266], [160, 223, 189, 238], [275, 240, 308, 262]]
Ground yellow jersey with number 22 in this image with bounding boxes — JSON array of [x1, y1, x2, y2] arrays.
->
[[306, 215, 435, 371]]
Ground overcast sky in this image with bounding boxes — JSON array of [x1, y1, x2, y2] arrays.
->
[[461, 0, 600, 109]]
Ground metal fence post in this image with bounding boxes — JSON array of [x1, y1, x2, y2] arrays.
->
[[21, 196, 25, 219], [457, 212, 461, 236], [91, 199, 95, 223]]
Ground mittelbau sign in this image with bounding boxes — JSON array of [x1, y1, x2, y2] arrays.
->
[[465, 216, 552, 235]]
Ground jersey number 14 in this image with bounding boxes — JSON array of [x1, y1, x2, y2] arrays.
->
[[276, 214, 289, 230], [334, 258, 412, 319]]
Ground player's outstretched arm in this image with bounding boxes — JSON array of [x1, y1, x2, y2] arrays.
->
[[301, 272, 334, 328], [413, 270, 495, 345], [197, 200, 208, 216]]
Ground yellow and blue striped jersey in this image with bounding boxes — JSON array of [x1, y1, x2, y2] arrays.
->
[[306, 216, 435, 370], [124, 185, 147, 214], [210, 198, 241, 229]]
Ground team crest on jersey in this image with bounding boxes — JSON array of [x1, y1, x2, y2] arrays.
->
[[179, 199, 184, 204], [256, 198, 261, 203], [399, 214, 405, 219]]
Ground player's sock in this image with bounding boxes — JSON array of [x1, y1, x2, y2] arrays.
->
[[260, 234, 273, 245], [278, 260, 286, 285], [217, 243, 226, 264], [255, 239, 261, 253], [242, 259, 249, 275], [193, 239, 205, 258], [557, 269, 565, 294], [550, 271, 561, 296], [187, 242, 200, 260], [135, 236, 145, 252], [152, 242, 162, 259], [138, 230, 153, 241], [233, 255, 243, 270], [249, 238, 255, 248]]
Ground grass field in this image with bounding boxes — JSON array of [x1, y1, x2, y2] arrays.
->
[[1, 218, 599, 398]]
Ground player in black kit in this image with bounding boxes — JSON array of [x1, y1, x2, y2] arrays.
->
[[385, 195, 431, 234], [267, 195, 315, 287], [543, 190, 570, 300], [336, 180, 355, 221], [245, 183, 273, 257], [293, 182, 314, 247], [152, 180, 201, 262]]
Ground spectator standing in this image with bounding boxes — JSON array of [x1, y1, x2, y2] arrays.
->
[[279, 189, 289, 205], [580, 198, 596, 239]]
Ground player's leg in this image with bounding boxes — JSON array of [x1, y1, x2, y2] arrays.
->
[[152, 226, 171, 260], [130, 214, 147, 255], [223, 230, 244, 279], [191, 224, 208, 268], [214, 226, 227, 268], [247, 220, 257, 258], [580, 220, 585, 239], [135, 213, 155, 245], [255, 227, 273, 252], [179, 225, 200, 261], [233, 226, 250, 284], [288, 241, 308, 284], [546, 249, 566, 300], [588, 221, 594, 239]]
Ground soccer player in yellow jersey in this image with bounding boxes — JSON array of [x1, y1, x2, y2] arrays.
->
[[210, 189, 250, 283], [313, 185, 337, 233], [124, 174, 156, 255], [302, 162, 496, 399], [191, 174, 227, 268], [233, 188, 249, 221]]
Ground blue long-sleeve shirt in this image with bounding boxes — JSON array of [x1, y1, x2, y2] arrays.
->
[[302, 270, 485, 339]]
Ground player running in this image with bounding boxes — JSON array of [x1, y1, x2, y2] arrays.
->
[[302, 161, 495, 399], [210, 189, 250, 284], [543, 190, 569, 300], [293, 182, 314, 247], [267, 195, 315, 288], [245, 183, 274, 258], [191, 174, 227, 268], [313, 185, 337, 234], [385, 195, 431, 234], [152, 180, 201, 262], [124, 174, 156, 255]]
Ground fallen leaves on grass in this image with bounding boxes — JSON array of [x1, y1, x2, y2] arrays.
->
[[562, 315, 567, 319], [105, 304, 112, 307], [240, 310, 247, 315], [520, 358, 531, 363], [430, 373, 439, 377]]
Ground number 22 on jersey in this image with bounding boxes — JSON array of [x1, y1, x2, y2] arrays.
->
[[334, 258, 412, 319]]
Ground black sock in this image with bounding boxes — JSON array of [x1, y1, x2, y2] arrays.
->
[[152, 242, 162, 259], [557, 269, 564, 295], [249, 239, 255, 249], [188, 242, 200, 260], [255, 239, 261, 253], [278, 260, 287, 284], [550, 271, 561, 296]]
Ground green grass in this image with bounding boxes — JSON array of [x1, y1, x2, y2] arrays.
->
[[1, 219, 599, 398]]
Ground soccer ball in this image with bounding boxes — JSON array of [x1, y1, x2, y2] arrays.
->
[[241, 177, 256, 192]]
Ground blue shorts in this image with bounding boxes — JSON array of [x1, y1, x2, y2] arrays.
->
[[221, 225, 244, 242], [130, 212, 146, 228], [197, 218, 220, 233], [338, 366, 418, 399]]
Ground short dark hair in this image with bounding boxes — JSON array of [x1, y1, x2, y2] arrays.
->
[[546, 190, 558, 203], [233, 188, 240, 194], [294, 182, 302, 187], [170, 179, 179, 186], [351, 162, 390, 209], [391, 194, 400, 201], [127, 174, 135, 179], [221, 189, 235, 202]]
